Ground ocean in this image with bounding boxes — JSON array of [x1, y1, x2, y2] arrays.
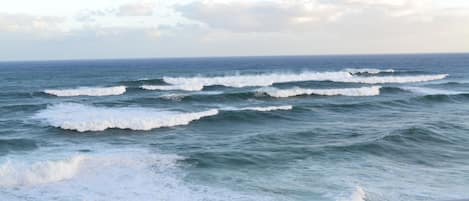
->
[[0, 54, 469, 201]]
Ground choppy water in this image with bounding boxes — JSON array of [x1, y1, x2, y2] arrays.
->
[[1, 54, 469, 201]]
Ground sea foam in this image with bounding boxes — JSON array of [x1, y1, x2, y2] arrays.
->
[[223, 105, 293, 112], [239, 105, 293, 111], [34, 103, 218, 132], [349, 186, 366, 201], [162, 72, 447, 89], [0, 156, 86, 187], [44, 86, 126, 97], [0, 150, 272, 201], [259, 86, 381, 98]]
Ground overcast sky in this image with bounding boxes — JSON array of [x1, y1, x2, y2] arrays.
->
[[0, 0, 468, 61]]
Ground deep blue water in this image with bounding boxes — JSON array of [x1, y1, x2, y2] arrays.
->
[[1, 54, 469, 201]]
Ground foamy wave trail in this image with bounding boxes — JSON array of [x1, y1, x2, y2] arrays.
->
[[259, 86, 381, 98], [344, 68, 395, 74], [44, 86, 126, 97], [141, 84, 203, 91], [0, 156, 85, 187], [34, 103, 218, 132], [400, 86, 463, 95], [224, 105, 293, 112], [162, 72, 447, 88]]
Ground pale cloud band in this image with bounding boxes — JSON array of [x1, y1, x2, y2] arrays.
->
[[0, 0, 468, 60]]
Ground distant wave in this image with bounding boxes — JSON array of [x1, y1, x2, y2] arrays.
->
[[400, 86, 463, 95], [44, 86, 126, 97], [141, 84, 203, 91], [34, 103, 218, 132], [259, 86, 381, 98], [224, 105, 293, 112], [162, 71, 447, 89], [344, 68, 395, 74], [0, 156, 86, 187]]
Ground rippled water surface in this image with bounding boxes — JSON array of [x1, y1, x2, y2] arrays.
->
[[1, 54, 469, 201]]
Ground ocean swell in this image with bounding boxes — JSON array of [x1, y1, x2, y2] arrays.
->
[[44, 86, 126, 97]]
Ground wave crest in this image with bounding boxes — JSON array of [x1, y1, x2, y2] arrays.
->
[[44, 86, 126, 97], [259, 86, 381, 98], [162, 72, 447, 89], [141, 84, 203, 91], [0, 156, 86, 187], [34, 103, 218, 132]]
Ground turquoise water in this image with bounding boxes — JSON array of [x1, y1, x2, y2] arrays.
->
[[1, 54, 469, 201]]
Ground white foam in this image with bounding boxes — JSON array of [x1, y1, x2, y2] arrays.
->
[[44, 86, 126, 97], [344, 68, 395, 74], [0, 156, 86, 187], [401, 86, 463, 95], [239, 105, 293, 111], [0, 150, 273, 201], [348, 186, 367, 201], [159, 93, 188, 101], [221, 105, 293, 112], [259, 86, 381, 98], [34, 103, 218, 132], [162, 72, 447, 88], [141, 84, 203, 91]]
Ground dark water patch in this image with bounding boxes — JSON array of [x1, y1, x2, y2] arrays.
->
[[414, 93, 469, 103], [380, 86, 409, 94], [0, 139, 38, 155], [0, 103, 46, 113], [118, 78, 166, 87], [326, 126, 469, 166], [185, 150, 283, 169]]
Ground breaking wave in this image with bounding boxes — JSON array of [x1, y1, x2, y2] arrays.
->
[[0, 156, 86, 187], [161, 71, 447, 89], [44, 86, 126, 97], [34, 103, 219, 132], [141, 84, 203, 91], [259, 86, 381, 98]]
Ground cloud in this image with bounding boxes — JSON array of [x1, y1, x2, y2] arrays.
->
[[177, 0, 343, 32], [345, 0, 434, 21], [117, 1, 156, 16], [0, 13, 65, 33]]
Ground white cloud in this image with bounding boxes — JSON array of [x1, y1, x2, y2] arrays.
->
[[177, 0, 343, 32], [117, 1, 156, 16], [0, 13, 66, 34]]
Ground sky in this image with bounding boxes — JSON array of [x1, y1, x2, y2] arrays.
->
[[0, 0, 468, 61]]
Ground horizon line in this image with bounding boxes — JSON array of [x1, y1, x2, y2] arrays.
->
[[1, 51, 468, 63]]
